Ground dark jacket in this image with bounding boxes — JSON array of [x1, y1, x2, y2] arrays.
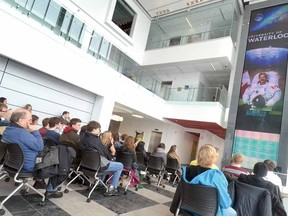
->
[[79, 132, 112, 169], [60, 127, 80, 149], [118, 146, 137, 163], [228, 180, 272, 216], [238, 174, 286, 216]]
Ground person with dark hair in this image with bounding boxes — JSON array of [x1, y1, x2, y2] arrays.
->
[[0, 103, 9, 127], [45, 117, 61, 145], [238, 162, 285, 215], [2, 109, 63, 198], [24, 104, 32, 112], [32, 114, 39, 125], [79, 125, 87, 137], [39, 117, 50, 137], [79, 121, 123, 196], [152, 143, 167, 165], [113, 133, 122, 149], [135, 141, 149, 165], [61, 111, 70, 125], [0, 97, 7, 104], [60, 118, 81, 148], [263, 159, 282, 189]]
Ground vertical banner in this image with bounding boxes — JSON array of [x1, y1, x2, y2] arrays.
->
[[234, 4, 288, 168]]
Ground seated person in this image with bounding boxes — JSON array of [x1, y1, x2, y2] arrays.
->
[[135, 141, 149, 166], [39, 117, 50, 137], [238, 162, 285, 215], [45, 117, 61, 145], [152, 143, 167, 165], [101, 131, 116, 158], [167, 145, 182, 176], [170, 144, 236, 216], [190, 144, 219, 169], [2, 109, 63, 198], [79, 121, 123, 196], [222, 153, 249, 180], [118, 136, 138, 174], [263, 159, 282, 190], [0, 103, 9, 126]]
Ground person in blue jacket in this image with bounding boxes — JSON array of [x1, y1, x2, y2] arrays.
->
[[170, 144, 236, 216]]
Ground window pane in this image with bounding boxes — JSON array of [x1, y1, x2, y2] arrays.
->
[[88, 32, 102, 54], [69, 16, 84, 42], [61, 11, 72, 34], [99, 38, 110, 59], [44, 1, 61, 27], [31, 0, 49, 19]]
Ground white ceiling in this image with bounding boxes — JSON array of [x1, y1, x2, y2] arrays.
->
[[134, 0, 235, 89]]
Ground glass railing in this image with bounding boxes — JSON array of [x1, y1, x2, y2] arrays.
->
[[146, 28, 232, 50], [2, 0, 229, 108]]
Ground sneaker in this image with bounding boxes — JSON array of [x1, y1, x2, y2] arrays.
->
[[33, 180, 47, 189], [45, 191, 63, 199], [104, 188, 119, 197]]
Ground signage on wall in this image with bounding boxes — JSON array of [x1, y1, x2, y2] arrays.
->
[[233, 3, 288, 168]]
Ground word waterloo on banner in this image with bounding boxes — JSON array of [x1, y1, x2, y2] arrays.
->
[[233, 3, 288, 168]]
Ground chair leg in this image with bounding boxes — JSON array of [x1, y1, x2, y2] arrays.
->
[[0, 183, 24, 209], [65, 173, 81, 190], [26, 183, 45, 202], [87, 180, 100, 199]]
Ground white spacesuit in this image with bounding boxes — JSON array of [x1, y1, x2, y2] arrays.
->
[[242, 82, 281, 107]]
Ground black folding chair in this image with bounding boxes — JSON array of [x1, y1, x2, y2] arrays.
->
[[116, 151, 138, 195], [0, 143, 45, 215], [175, 183, 218, 216], [146, 155, 166, 190], [0, 142, 8, 180], [64, 150, 108, 203], [165, 157, 180, 187]]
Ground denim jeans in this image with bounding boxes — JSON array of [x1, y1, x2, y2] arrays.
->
[[104, 161, 123, 188]]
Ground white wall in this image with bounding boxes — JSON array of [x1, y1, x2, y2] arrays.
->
[[63, 0, 151, 64]]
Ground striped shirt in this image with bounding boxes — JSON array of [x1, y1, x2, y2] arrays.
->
[[222, 165, 249, 177]]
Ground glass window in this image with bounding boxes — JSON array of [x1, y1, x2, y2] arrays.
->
[[99, 38, 111, 59], [112, 0, 135, 36], [88, 31, 103, 55], [15, 0, 34, 10], [68, 16, 84, 42], [44, 1, 61, 27], [60, 10, 72, 35], [31, 0, 49, 19]]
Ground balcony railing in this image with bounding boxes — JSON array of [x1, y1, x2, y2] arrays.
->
[[2, 0, 229, 108]]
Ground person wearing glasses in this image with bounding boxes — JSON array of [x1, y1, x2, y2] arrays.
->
[[0, 103, 9, 126]]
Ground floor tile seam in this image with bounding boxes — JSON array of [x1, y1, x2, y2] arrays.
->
[[19, 195, 44, 216]]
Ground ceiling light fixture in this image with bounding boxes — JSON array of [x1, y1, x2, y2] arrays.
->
[[156, 9, 170, 16], [132, 114, 144, 118], [111, 114, 124, 122]]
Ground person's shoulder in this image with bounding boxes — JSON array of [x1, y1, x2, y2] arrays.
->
[[190, 160, 197, 166]]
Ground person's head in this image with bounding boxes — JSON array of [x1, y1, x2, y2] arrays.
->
[[3, 109, 13, 122], [80, 125, 87, 135], [62, 111, 70, 118], [232, 153, 244, 165], [197, 144, 217, 168], [24, 104, 32, 112], [113, 133, 120, 142], [87, 121, 101, 135], [32, 115, 39, 125], [121, 133, 128, 141], [69, 118, 81, 132], [0, 103, 8, 118], [263, 159, 276, 172], [167, 145, 177, 155], [158, 143, 165, 149], [10, 109, 32, 129], [102, 131, 113, 146], [42, 117, 50, 128], [253, 162, 268, 177], [49, 117, 61, 128], [124, 136, 135, 151], [0, 97, 7, 104], [136, 141, 145, 152], [258, 72, 268, 85]]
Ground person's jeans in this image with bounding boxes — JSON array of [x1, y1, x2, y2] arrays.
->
[[104, 161, 123, 188]]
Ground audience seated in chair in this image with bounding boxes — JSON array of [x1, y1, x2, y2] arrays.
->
[[222, 153, 249, 181], [152, 143, 167, 165], [79, 120, 123, 196], [189, 145, 219, 169], [167, 145, 182, 177], [263, 159, 283, 190], [39, 117, 50, 138], [45, 117, 61, 145], [238, 162, 286, 216], [2, 109, 63, 198], [170, 144, 236, 216]]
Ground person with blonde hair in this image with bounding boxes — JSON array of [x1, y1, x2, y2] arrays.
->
[[189, 144, 219, 169], [170, 144, 236, 216], [222, 153, 249, 178], [101, 131, 116, 157]]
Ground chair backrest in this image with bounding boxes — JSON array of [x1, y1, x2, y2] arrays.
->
[[0, 141, 7, 164], [136, 152, 145, 164], [147, 155, 164, 171], [43, 137, 57, 147], [80, 150, 101, 172], [117, 151, 133, 169], [180, 183, 218, 216], [166, 157, 178, 171], [228, 180, 273, 216], [3, 143, 24, 177]]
